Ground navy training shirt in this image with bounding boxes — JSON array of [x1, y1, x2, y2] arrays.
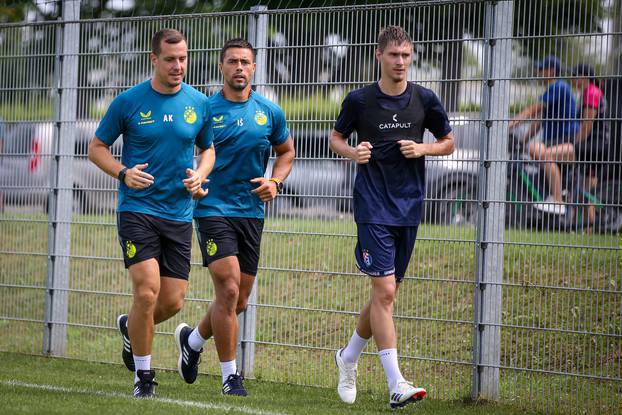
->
[[334, 82, 452, 226]]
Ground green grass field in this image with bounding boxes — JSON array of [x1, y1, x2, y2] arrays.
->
[[1, 212, 620, 414], [0, 352, 546, 415]]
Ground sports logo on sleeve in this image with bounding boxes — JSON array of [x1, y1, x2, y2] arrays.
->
[[184, 106, 197, 124]]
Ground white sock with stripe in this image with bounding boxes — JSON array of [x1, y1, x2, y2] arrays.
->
[[133, 354, 151, 384], [379, 348, 405, 391], [220, 360, 237, 384]]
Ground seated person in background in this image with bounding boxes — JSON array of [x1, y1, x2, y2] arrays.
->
[[509, 55, 579, 215], [543, 64, 610, 227]]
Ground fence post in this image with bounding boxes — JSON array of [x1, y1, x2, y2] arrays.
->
[[472, 0, 513, 401], [236, 4, 268, 377], [43, 0, 80, 356]]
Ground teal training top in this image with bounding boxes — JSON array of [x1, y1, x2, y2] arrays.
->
[[95, 80, 213, 222], [194, 90, 289, 219]]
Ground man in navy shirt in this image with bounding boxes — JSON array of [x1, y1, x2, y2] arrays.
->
[[174, 38, 295, 397], [88, 29, 215, 398], [330, 26, 454, 409], [509, 55, 579, 215]]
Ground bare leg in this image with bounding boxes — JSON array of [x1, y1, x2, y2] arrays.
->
[[369, 276, 397, 350], [197, 256, 240, 362], [127, 259, 160, 356], [154, 276, 188, 324], [543, 162, 564, 203], [355, 281, 401, 341], [543, 143, 575, 203], [196, 269, 255, 341]]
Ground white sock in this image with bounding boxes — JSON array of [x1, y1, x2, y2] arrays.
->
[[379, 348, 405, 390], [188, 328, 206, 352], [341, 330, 370, 364], [220, 360, 237, 384], [133, 354, 151, 384]]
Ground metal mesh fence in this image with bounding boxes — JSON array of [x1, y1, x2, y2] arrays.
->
[[0, 1, 620, 414]]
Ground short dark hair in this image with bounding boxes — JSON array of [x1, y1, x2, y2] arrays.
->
[[377, 26, 412, 52], [152, 29, 186, 55], [220, 38, 256, 63]]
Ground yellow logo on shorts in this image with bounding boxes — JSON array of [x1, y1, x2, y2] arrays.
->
[[126, 240, 137, 259], [254, 111, 268, 126], [184, 106, 197, 124], [206, 239, 217, 256]]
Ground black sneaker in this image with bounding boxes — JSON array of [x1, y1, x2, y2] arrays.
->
[[174, 323, 203, 384], [116, 314, 134, 372], [133, 369, 157, 398], [222, 373, 247, 396]]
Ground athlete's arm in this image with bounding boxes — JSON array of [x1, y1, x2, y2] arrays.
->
[[88, 136, 154, 189], [250, 136, 295, 202], [329, 129, 372, 164], [397, 132, 455, 158], [184, 144, 215, 199]]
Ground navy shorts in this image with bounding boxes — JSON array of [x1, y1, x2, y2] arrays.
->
[[355, 223, 419, 283], [195, 216, 264, 276], [116, 212, 192, 280]]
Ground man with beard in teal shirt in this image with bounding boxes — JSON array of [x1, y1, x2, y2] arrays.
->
[[174, 38, 294, 397]]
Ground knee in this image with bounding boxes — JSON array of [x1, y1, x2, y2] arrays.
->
[[217, 283, 239, 311], [134, 285, 159, 310], [372, 286, 396, 308]]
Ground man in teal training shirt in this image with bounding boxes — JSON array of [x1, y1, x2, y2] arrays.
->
[[174, 38, 295, 397], [88, 28, 215, 398]]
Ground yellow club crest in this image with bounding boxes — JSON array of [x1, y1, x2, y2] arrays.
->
[[206, 239, 217, 256], [125, 240, 137, 259], [140, 111, 152, 118], [184, 106, 197, 124], [254, 111, 268, 126]]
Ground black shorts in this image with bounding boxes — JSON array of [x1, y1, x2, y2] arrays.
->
[[117, 212, 192, 280], [195, 216, 264, 276]]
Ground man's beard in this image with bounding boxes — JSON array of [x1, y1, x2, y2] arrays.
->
[[227, 78, 248, 91]]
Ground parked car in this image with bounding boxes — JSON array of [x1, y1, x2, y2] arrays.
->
[[0, 121, 119, 214]]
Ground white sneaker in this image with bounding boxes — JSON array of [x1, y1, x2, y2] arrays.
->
[[534, 196, 566, 216], [389, 380, 426, 409], [335, 348, 357, 404]]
